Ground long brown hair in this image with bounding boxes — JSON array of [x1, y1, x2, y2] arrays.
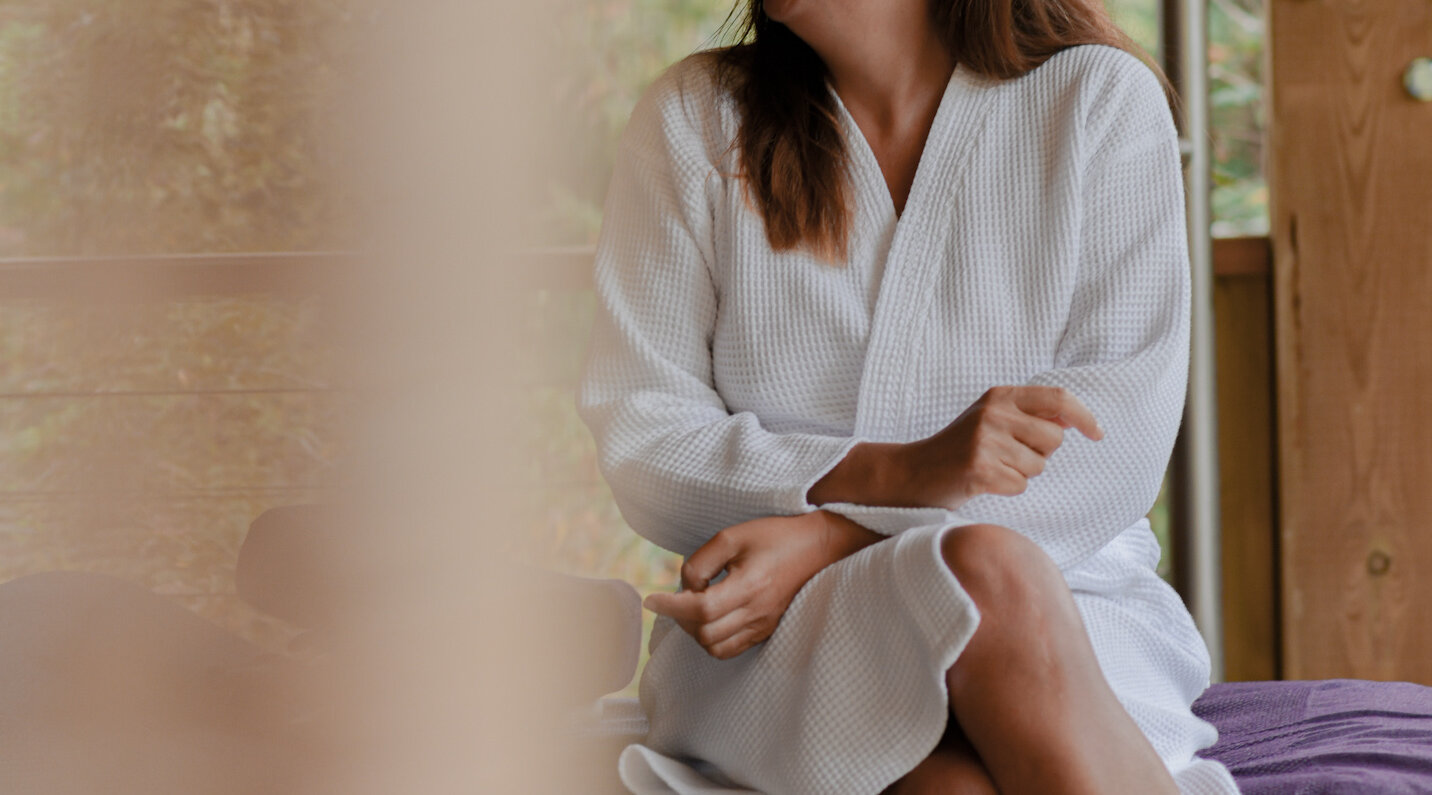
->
[[712, 0, 1168, 263]]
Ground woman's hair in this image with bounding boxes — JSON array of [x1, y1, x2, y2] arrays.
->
[[711, 0, 1168, 263]]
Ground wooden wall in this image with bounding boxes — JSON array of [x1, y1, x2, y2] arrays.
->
[[1268, 0, 1432, 682]]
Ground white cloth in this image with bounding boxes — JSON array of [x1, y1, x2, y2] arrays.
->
[[579, 44, 1239, 795]]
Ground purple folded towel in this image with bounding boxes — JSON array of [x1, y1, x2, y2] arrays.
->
[[1196, 678, 1432, 794]]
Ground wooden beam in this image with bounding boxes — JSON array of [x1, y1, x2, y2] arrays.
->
[[0, 247, 599, 300], [1213, 269, 1279, 680], [0, 252, 351, 300], [1212, 236, 1271, 277]]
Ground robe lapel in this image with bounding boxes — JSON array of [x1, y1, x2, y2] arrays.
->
[[848, 66, 1004, 441]]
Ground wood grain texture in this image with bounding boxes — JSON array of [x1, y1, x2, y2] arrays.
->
[[1213, 236, 1272, 277], [1270, 0, 1432, 681], [1214, 271, 1279, 681]]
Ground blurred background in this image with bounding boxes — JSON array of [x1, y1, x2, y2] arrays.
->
[[0, 0, 1268, 695], [0, 0, 371, 652]]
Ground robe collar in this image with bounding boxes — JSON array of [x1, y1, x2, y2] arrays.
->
[[829, 64, 1005, 440]]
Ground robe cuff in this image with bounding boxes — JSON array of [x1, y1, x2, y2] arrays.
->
[[820, 503, 980, 537], [777, 435, 864, 517]]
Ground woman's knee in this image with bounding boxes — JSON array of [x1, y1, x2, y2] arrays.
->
[[940, 524, 1086, 676], [939, 523, 1066, 607]]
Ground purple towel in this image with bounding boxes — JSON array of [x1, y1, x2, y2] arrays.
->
[[1195, 679, 1432, 794]]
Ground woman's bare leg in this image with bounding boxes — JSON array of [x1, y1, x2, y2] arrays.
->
[[935, 524, 1177, 795], [883, 722, 997, 795]]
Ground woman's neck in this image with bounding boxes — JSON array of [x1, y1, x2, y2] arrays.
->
[[776, 2, 954, 131]]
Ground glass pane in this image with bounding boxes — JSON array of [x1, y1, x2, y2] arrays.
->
[[547, 0, 735, 247], [1108, 0, 1162, 59], [1209, 0, 1268, 237], [0, 1, 365, 257]]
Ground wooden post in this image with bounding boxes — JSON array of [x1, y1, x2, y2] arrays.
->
[[1213, 238, 1279, 682], [1269, 0, 1432, 681]]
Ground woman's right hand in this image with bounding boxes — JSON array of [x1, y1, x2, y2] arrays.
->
[[897, 385, 1103, 511], [809, 385, 1103, 511]]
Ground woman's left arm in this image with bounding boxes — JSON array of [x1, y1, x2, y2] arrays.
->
[[954, 60, 1191, 570], [645, 510, 883, 659]]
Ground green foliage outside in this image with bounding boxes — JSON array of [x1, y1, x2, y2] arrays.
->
[[1208, 0, 1267, 237]]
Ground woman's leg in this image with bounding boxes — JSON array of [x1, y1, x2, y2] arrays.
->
[[929, 524, 1177, 795], [883, 721, 997, 795]]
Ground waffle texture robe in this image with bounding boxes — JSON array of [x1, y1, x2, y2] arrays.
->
[[578, 44, 1240, 795]]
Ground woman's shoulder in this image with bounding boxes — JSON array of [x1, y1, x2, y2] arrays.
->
[[621, 51, 739, 169], [1027, 44, 1166, 100], [1015, 44, 1176, 153], [645, 50, 733, 104]]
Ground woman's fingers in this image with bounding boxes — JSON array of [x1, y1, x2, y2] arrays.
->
[[1007, 413, 1065, 458], [646, 552, 790, 658], [642, 590, 700, 623], [995, 435, 1046, 480], [1010, 386, 1103, 441], [680, 528, 741, 591], [644, 575, 746, 625], [693, 605, 751, 651], [984, 460, 1031, 496], [706, 624, 768, 661], [645, 582, 767, 657]]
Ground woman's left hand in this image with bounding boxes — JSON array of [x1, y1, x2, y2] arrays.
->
[[644, 511, 883, 660]]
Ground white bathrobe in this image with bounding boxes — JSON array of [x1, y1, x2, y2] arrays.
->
[[578, 44, 1239, 795]]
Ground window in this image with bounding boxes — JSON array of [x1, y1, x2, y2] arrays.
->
[[0, 1, 367, 650], [1208, 0, 1267, 238]]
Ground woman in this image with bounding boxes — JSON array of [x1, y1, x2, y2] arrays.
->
[[578, 0, 1239, 792]]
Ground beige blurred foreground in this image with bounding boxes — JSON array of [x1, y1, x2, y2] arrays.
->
[[0, 1, 598, 792]]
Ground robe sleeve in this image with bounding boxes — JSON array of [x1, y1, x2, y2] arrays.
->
[[955, 63, 1191, 570], [577, 68, 860, 558]]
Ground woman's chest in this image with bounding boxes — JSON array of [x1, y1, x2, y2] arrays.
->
[[706, 176, 1084, 441]]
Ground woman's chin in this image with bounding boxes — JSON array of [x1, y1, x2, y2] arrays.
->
[[762, 0, 800, 25]]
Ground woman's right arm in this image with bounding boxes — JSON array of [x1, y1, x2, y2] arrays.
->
[[810, 386, 1102, 511], [577, 67, 860, 559], [580, 65, 1103, 557]]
